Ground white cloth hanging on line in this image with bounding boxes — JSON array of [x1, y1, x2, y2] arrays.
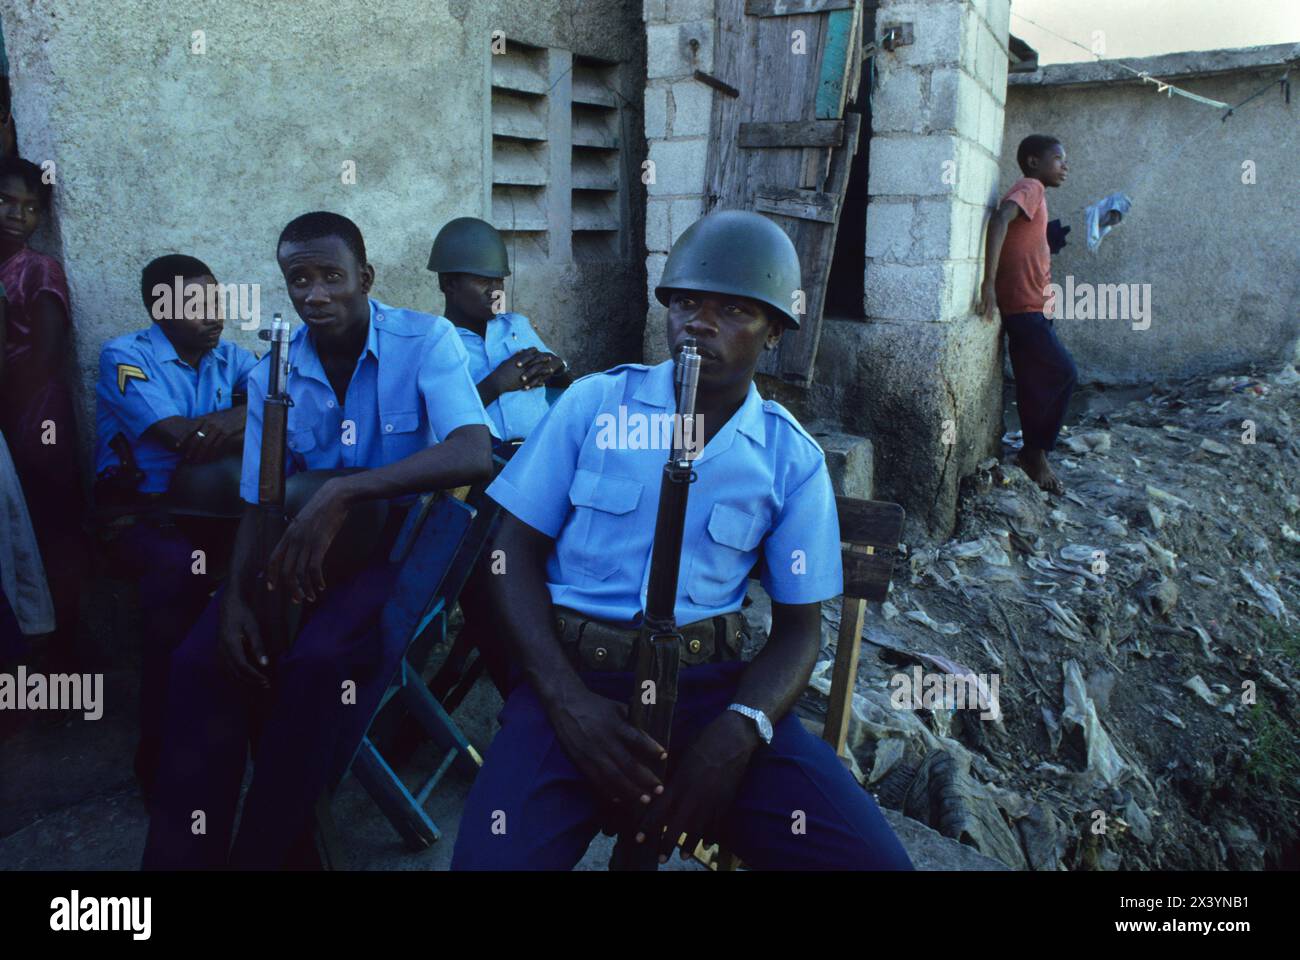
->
[[1085, 192, 1133, 252]]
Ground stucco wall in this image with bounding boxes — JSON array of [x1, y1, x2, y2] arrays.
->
[[1002, 46, 1300, 384], [3, 0, 645, 435]]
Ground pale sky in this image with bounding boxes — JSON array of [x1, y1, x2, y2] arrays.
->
[[1011, 0, 1300, 64]]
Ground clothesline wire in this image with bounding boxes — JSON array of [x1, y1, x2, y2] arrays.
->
[[1010, 10, 1294, 202]]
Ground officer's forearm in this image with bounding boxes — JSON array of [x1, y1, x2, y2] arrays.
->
[[331, 424, 493, 505], [730, 601, 821, 726], [142, 416, 201, 452], [490, 513, 589, 709], [224, 507, 262, 606], [476, 377, 501, 407]]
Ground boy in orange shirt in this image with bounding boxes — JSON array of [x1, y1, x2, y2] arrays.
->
[[977, 134, 1077, 494]]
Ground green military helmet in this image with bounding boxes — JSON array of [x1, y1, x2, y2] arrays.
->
[[427, 216, 512, 279], [655, 209, 803, 329], [165, 455, 244, 519]]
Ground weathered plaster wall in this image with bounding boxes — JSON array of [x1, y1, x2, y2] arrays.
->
[[3, 0, 645, 432], [1003, 44, 1300, 384]]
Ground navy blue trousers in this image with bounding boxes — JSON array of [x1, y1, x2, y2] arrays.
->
[[141, 562, 397, 870], [107, 521, 224, 792], [452, 661, 914, 871], [1003, 311, 1078, 452]]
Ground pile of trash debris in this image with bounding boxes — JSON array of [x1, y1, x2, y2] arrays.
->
[[791, 364, 1300, 870]]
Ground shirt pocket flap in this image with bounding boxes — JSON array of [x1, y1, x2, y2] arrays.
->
[[568, 468, 642, 515], [707, 503, 764, 552], [382, 409, 421, 435], [287, 427, 318, 454]]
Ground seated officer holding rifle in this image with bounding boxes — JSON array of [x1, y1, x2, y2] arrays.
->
[[451, 211, 913, 871], [142, 212, 492, 870]]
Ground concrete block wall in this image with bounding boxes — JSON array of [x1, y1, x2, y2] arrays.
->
[[865, 0, 1007, 320], [642, 0, 714, 355], [814, 0, 1009, 538], [636, 0, 1011, 539]]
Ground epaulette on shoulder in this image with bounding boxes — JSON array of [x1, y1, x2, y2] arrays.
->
[[104, 327, 148, 355], [570, 362, 651, 387], [760, 398, 824, 453], [375, 306, 439, 338]]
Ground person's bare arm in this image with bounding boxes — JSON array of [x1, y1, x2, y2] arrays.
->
[[265, 423, 493, 602], [477, 348, 565, 407], [217, 505, 272, 688], [488, 512, 666, 804], [7, 292, 67, 399], [142, 403, 248, 463], [976, 200, 1022, 318]]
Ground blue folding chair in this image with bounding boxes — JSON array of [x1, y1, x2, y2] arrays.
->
[[315, 492, 489, 863]]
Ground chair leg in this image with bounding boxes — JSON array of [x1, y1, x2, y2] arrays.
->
[[352, 737, 440, 851], [823, 596, 866, 757], [398, 661, 482, 775]]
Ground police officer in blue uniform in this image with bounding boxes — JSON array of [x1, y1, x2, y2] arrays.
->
[[421, 217, 574, 703], [428, 216, 569, 447], [142, 212, 493, 869], [95, 253, 257, 795], [452, 211, 913, 870]]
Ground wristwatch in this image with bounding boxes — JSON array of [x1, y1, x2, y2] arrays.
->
[[727, 703, 773, 745]]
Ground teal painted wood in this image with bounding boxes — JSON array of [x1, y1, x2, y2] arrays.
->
[[815, 8, 855, 119], [354, 738, 440, 849], [400, 659, 480, 777]]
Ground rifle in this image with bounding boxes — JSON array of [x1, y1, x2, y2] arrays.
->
[[610, 338, 702, 871], [255, 311, 297, 658]]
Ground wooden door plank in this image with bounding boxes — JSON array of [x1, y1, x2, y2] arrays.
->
[[739, 119, 844, 147], [754, 185, 839, 222], [770, 109, 861, 382], [745, 0, 854, 14], [815, 7, 858, 118]]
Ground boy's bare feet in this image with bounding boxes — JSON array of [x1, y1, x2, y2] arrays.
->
[[1015, 447, 1063, 494]]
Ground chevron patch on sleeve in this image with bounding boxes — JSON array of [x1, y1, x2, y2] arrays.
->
[[116, 363, 148, 393]]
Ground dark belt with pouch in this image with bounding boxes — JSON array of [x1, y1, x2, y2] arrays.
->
[[553, 605, 747, 672]]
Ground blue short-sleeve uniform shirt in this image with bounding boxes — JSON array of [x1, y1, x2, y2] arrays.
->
[[95, 324, 258, 493], [239, 298, 491, 504], [487, 360, 843, 626], [455, 312, 552, 441]]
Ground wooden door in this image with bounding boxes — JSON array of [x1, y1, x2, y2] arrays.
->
[[705, 0, 866, 385]]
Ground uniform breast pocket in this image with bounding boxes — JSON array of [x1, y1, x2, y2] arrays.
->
[[566, 469, 643, 580], [688, 502, 766, 606], [286, 426, 319, 467], [381, 408, 425, 455]]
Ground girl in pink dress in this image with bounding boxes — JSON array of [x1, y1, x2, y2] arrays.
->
[[0, 156, 86, 664]]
